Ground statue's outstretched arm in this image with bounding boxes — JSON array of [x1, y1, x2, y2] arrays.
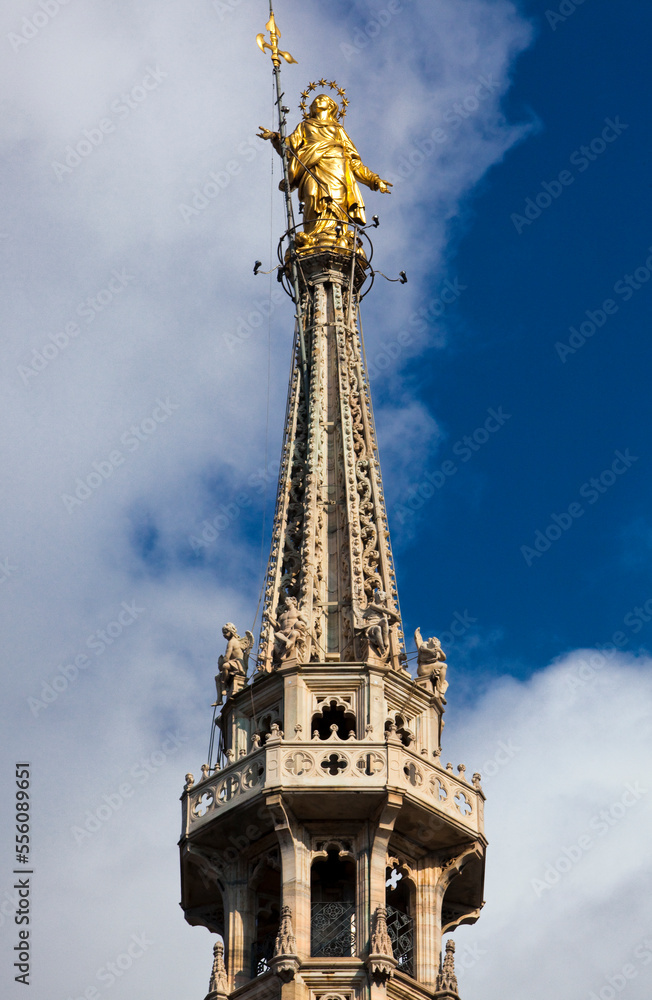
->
[[257, 126, 283, 156], [351, 157, 393, 194]]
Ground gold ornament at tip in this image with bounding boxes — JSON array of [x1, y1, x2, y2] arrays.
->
[[298, 79, 347, 120], [256, 11, 297, 67]]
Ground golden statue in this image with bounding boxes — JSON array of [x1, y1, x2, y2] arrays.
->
[[258, 94, 392, 250]]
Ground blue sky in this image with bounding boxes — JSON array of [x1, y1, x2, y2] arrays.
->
[[1, 2, 650, 999], [373, 0, 652, 681]]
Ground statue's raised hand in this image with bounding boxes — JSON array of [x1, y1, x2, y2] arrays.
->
[[378, 179, 393, 194]]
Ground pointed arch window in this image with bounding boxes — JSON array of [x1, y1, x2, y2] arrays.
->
[[385, 864, 414, 977], [310, 848, 356, 956], [250, 856, 281, 976]]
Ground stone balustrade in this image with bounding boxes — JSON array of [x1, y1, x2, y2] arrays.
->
[[183, 738, 483, 837]]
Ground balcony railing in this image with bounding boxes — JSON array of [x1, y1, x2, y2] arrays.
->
[[311, 901, 356, 957], [386, 904, 414, 977]]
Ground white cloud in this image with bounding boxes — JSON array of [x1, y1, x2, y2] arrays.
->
[[446, 653, 652, 1000]]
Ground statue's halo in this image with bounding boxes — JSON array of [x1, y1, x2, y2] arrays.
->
[[299, 78, 349, 120]]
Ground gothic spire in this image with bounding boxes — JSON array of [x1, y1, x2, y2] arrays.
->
[[205, 939, 228, 1000], [434, 939, 461, 999]]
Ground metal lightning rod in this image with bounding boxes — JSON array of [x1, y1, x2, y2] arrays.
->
[[256, 5, 310, 404]]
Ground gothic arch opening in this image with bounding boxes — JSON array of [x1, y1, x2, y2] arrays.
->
[[311, 699, 356, 740], [385, 713, 414, 748], [385, 864, 415, 977], [255, 712, 283, 746], [310, 848, 356, 957], [250, 856, 281, 977]]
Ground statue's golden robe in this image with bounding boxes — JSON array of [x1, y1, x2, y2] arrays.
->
[[284, 118, 381, 234]]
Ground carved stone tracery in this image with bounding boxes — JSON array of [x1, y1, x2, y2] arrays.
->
[[257, 256, 405, 670]]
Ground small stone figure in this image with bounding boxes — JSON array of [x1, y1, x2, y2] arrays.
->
[[213, 623, 254, 705], [414, 627, 448, 701], [354, 590, 400, 659], [269, 595, 308, 663]]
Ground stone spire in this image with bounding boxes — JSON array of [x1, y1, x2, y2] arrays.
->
[[179, 18, 487, 1000], [434, 939, 461, 999], [205, 939, 228, 1000], [271, 904, 300, 982], [256, 251, 405, 671], [367, 903, 396, 984]]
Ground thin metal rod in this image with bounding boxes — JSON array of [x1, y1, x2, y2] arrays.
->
[[268, 2, 310, 405]]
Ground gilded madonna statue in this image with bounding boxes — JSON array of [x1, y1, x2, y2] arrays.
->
[[258, 94, 392, 248]]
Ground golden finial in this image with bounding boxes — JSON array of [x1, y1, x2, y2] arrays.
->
[[256, 10, 297, 67]]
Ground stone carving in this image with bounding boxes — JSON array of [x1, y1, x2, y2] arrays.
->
[[205, 939, 228, 1000], [367, 905, 396, 984], [257, 366, 308, 670], [184, 773, 194, 791], [271, 905, 300, 982], [414, 628, 448, 700], [434, 939, 460, 999], [188, 757, 267, 827], [214, 623, 254, 705], [255, 276, 405, 671], [270, 595, 309, 664], [354, 590, 399, 659]]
